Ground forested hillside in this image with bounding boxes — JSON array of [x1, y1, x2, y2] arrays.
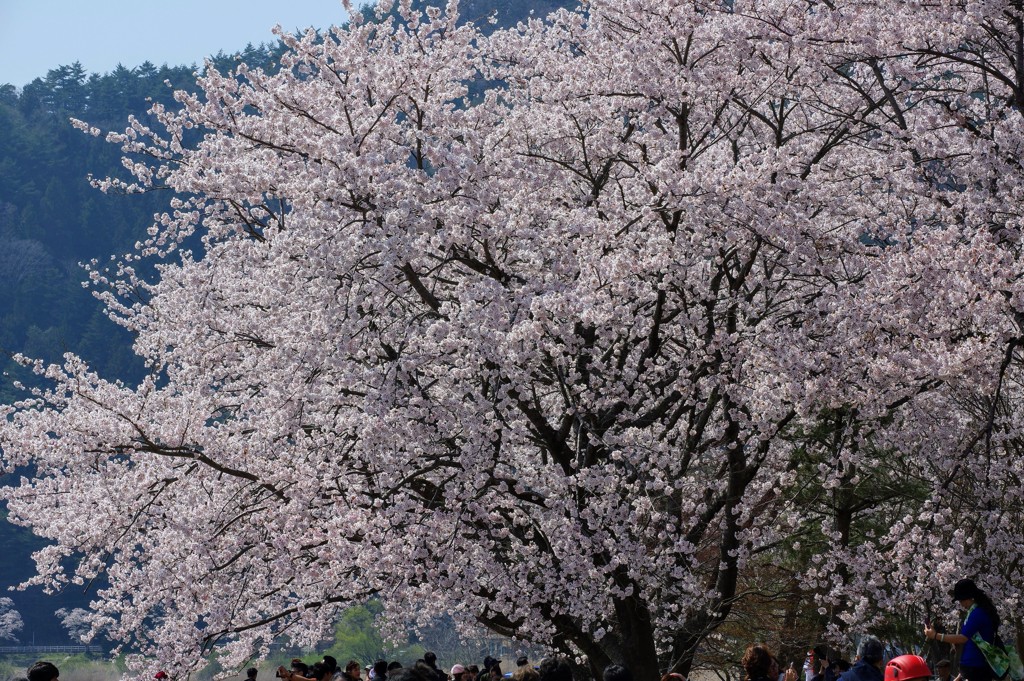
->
[[0, 47, 284, 404], [0, 47, 283, 646], [0, 0, 573, 647]]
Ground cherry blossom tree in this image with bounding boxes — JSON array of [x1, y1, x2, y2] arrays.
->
[[2, 0, 1024, 679], [0, 598, 24, 642], [57, 607, 99, 643]]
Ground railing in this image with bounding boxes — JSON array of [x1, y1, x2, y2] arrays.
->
[[0, 645, 105, 654]]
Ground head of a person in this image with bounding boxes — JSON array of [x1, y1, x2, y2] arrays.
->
[[856, 636, 885, 671], [884, 656, 931, 681], [424, 654, 438, 669], [310, 663, 333, 681], [390, 666, 433, 681], [661, 674, 687, 681], [517, 659, 529, 670], [934, 661, 951, 680], [742, 645, 775, 681], [413, 664, 437, 681], [323, 658, 338, 674], [247, 669, 258, 680], [388, 663, 403, 675], [952, 578, 981, 607], [836, 662, 851, 675], [27, 662, 59, 681], [603, 666, 631, 681], [537, 657, 573, 681], [513, 668, 539, 681], [952, 576, 1003, 633], [374, 661, 390, 679], [293, 662, 311, 677], [813, 648, 830, 675], [347, 662, 362, 679]]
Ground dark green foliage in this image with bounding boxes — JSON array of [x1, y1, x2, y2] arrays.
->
[[455, 0, 577, 28], [0, 53, 242, 402], [363, 0, 576, 34]]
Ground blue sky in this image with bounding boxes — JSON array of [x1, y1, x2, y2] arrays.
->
[[0, 1, 351, 88]]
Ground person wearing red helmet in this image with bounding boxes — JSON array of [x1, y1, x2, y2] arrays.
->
[[884, 656, 931, 681]]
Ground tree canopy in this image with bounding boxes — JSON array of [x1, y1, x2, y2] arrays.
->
[[2, 0, 1024, 679]]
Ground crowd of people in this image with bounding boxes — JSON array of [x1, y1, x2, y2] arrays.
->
[[271, 653, 577, 681], [261, 650, 699, 681], [15, 579, 1011, 681], [745, 579, 1009, 681]]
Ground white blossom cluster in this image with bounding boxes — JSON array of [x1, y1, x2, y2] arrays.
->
[[0, 598, 23, 643]]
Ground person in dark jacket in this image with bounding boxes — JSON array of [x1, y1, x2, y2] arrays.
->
[[423, 653, 447, 681], [839, 636, 885, 681]]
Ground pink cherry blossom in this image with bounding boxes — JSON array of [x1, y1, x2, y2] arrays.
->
[[2, 1, 1023, 679]]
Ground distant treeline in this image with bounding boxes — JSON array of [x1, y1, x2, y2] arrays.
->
[[0, 43, 289, 404], [0, 42, 287, 646]]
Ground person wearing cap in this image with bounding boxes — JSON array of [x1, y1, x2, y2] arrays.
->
[[839, 635, 885, 681], [885, 656, 931, 681], [452, 665, 469, 681], [478, 658, 502, 681], [925, 579, 1000, 681], [475, 655, 499, 679], [933, 660, 952, 681]]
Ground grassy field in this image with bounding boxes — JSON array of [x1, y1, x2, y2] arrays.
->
[[0, 654, 125, 681]]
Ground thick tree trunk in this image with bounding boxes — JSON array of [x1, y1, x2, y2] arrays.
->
[[611, 594, 662, 681]]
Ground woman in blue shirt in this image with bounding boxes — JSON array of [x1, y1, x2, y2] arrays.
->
[[924, 579, 1000, 681]]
